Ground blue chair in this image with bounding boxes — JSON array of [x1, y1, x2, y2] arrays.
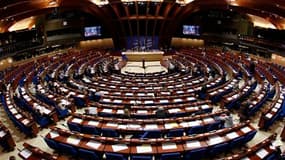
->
[[58, 143, 77, 156], [161, 152, 181, 160], [209, 142, 228, 156], [229, 136, 245, 148], [82, 125, 100, 135], [167, 129, 184, 137], [44, 138, 59, 150], [184, 147, 207, 160], [78, 148, 101, 160], [188, 125, 204, 135], [243, 130, 257, 143], [101, 128, 119, 137], [105, 152, 128, 160], [131, 155, 153, 160], [67, 122, 81, 132], [265, 153, 278, 160], [207, 121, 222, 131], [141, 130, 161, 138]]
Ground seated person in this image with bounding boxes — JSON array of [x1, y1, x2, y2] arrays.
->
[[155, 107, 168, 118]]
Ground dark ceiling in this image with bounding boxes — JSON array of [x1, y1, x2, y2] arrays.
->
[[1, 0, 285, 47]]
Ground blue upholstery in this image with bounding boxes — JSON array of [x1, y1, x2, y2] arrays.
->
[[188, 125, 204, 135], [68, 122, 81, 132], [207, 121, 222, 131], [243, 130, 257, 143], [209, 142, 228, 155], [131, 155, 153, 160], [265, 152, 278, 160], [229, 136, 245, 148], [101, 128, 119, 137], [44, 138, 59, 150], [184, 147, 207, 160], [161, 152, 181, 160], [58, 143, 77, 156], [140, 130, 161, 138], [81, 125, 100, 135], [78, 148, 101, 160], [167, 129, 184, 137], [105, 152, 128, 160]]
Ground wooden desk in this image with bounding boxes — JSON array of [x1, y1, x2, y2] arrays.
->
[[123, 51, 164, 61]]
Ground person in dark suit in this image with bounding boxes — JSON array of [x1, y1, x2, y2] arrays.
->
[[155, 107, 168, 118]]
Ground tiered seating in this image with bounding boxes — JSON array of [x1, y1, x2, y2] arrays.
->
[[0, 120, 15, 151]]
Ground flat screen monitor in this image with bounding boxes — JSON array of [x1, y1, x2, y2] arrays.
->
[[84, 26, 101, 37], [183, 25, 200, 36]]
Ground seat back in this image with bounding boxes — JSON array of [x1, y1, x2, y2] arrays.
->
[[44, 138, 58, 150], [244, 130, 257, 143], [188, 125, 204, 135], [141, 130, 161, 138], [209, 142, 228, 155], [161, 152, 181, 160], [184, 147, 207, 160], [131, 155, 153, 160], [105, 152, 127, 160], [67, 122, 81, 132], [167, 129, 184, 137], [101, 128, 119, 137], [82, 125, 100, 135], [58, 143, 77, 156], [78, 148, 100, 160]]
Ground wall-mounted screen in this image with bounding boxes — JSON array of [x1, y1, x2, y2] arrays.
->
[[84, 26, 101, 37], [183, 25, 200, 36]]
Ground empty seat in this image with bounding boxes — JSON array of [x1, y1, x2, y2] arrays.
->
[[81, 125, 100, 135], [167, 129, 184, 137], [101, 128, 119, 137], [229, 136, 245, 148], [44, 137, 58, 150], [243, 130, 257, 143], [58, 143, 77, 156], [67, 122, 81, 132], [184, 147, 207, 160], [131, 155, 153, 160], [209, 142, 228, 156], [161, 152, 181, 160], [140, 130, 161, 139], [188, 125, 204, 135], [105, 152, 128, 160], [78, 148, 101, 160]]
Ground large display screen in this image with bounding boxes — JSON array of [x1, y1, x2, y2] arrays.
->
[[183, 25, 200, 36], [84, 26, 101, 37]]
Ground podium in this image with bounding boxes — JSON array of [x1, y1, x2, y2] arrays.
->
[[122, 51, 164, 61]]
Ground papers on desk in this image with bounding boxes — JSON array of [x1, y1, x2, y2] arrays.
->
[[241, 127, 252, 134], [240, 157, 250, 160], [174, 99, 182, 102], [256, 148, 269, 159], [106, 122, 118, 127], [201, 105, 209, 109], [144, 100, 154, 104], [85, 140, 101, 150], [102, 99, 111, 102], [164, 122, 178, 129], [19, 148, 32, 159], [160, 100, 169, 103], [145, 124, 158, 130], [188, 121, 201, 127], [162, 142, 177, 150], [187, 97, 195, 101], [10, 108, 17, 114], [226, 132, 239, 140], [117, 109, 124, 114], [72, 118, 83, 124], [168, 108, 181, 113], [0, 130, 7, 138], [22, 119, 30, 125], [186, 140, 201, 148], [112, 144, 128, 152], [118, 124, 127, 129], [43, 108, 51, 115], [67, 135, 81, 145], [265, 113, 273, 119], [203, 118, 214, 123], [88, 121, 99, 126], [15, 114, 22, 119], [77, 94, 85, 98], [114, 99, 123, 103], [50, 131, 59, 138], [208, 135, 225, 145], [128, 124, 141, 129], [137, 110, 148, 114], [102, 109, 113, 113], [136, 144, 152, 153], [125, 93, 133, 96]]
